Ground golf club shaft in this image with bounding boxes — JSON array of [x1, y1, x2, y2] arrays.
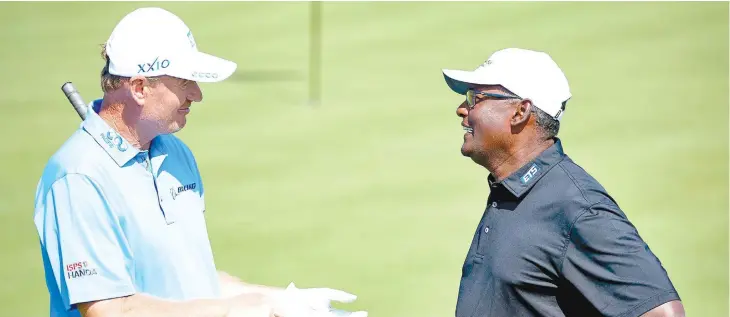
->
[[61, 82, 88, 120]]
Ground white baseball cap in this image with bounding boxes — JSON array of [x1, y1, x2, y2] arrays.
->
[[442, 48, 571, 120], [105, 7, 237, 83]]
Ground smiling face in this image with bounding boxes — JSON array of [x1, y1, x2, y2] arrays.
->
[[134, 75, 203, 135], [456, 85, 523, 165]]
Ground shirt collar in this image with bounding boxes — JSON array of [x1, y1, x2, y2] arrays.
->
[[488, 138, 566, 198], [82, 100, 139, 167], [149, 137, 170, 175]]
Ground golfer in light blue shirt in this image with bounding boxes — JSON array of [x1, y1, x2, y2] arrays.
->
[[31, 6, 246, 317], [33, 7, 365, 317], [35, 100, 219, 314]]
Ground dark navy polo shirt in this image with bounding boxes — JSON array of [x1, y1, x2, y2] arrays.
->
[[456, 138, 680, 317]]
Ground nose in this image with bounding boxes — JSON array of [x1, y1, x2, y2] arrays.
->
[[456, 101, 469, 118], [188, 81, 203, 103]]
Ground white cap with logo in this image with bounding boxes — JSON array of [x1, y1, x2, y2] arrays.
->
[[442, 48, 571, 120], [105, 7, 237, 83]]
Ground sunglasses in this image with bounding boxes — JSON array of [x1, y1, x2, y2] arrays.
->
[[466, 89, 522, 109]]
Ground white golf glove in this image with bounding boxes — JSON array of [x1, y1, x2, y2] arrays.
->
[[273, 282, 368, 317]]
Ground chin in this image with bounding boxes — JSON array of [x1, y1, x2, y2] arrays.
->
[[461, 143, 485, 165], [174, 118, 188, 131], [166, 122, 185, 134], [461, 145, 472, 157]]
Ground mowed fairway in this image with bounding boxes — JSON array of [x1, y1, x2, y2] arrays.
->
[[0, 2, 726, 316]]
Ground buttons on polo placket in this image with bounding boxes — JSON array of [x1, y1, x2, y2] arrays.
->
[[484, 202, 497, 234], [144, 156, 153, 174], [140, 158, 148, 170], [144, 153, 176, 225], [135, 152, 153, 174], [158, 182, 177, 225]]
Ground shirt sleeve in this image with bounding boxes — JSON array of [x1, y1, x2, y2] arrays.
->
[[187, 145, 205, 212], [196, 162, 205, 212], [560, 203, 680, 317], [34, 173, 135, 310]]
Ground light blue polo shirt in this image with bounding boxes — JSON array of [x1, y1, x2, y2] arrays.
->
[[34, 100, 220, 317]]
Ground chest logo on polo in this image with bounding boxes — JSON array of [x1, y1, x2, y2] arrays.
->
[[170, 182, 197, 200], [520, 164, 540, 184]]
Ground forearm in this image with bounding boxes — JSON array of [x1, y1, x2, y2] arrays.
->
[[120, 293, 230, 317], [218, 271, 283, 298], [81, 292, 272, 317], [79, 293, 232, 317], [640, 300, 685, 317]]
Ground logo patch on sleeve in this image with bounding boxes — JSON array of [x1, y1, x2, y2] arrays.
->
[[65, 261, 98, 280], [520, 164, 540, 184]]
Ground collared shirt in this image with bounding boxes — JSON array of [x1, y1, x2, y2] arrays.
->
[[34, 101, 219, 317], [455, 138, 680, 317]]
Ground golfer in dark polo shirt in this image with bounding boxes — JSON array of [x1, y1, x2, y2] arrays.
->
[[441, 48, 685, 317]]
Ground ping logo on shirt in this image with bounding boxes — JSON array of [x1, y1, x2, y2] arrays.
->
[[100, 130, 128, 152], [65, 261, 97, 280], [479, 59, 493, 69], [521, 164, 540, 184], [187, 30, 196, 48], [170, 182, 197, 200]]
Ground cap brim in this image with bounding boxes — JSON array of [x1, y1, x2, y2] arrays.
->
[[442, 69, 500, 95], [169, 51, 237, 83]]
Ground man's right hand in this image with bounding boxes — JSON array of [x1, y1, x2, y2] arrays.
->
[[225, 291, 335, 317], [224, 291, 325, 317]]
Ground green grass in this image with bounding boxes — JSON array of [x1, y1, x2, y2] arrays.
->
[[0, 2, 727, 316]]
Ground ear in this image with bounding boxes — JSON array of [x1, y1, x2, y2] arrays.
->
[[510, 99, 532, 127], [128, 75, 149, 106]]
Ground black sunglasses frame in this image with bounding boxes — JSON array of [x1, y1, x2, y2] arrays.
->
[[466, 89, 522, 109]]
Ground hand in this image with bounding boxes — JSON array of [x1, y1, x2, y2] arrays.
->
[[271, 283, 367, 317], [327, 308, 369, 317], [226, 293, 276, 317]]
